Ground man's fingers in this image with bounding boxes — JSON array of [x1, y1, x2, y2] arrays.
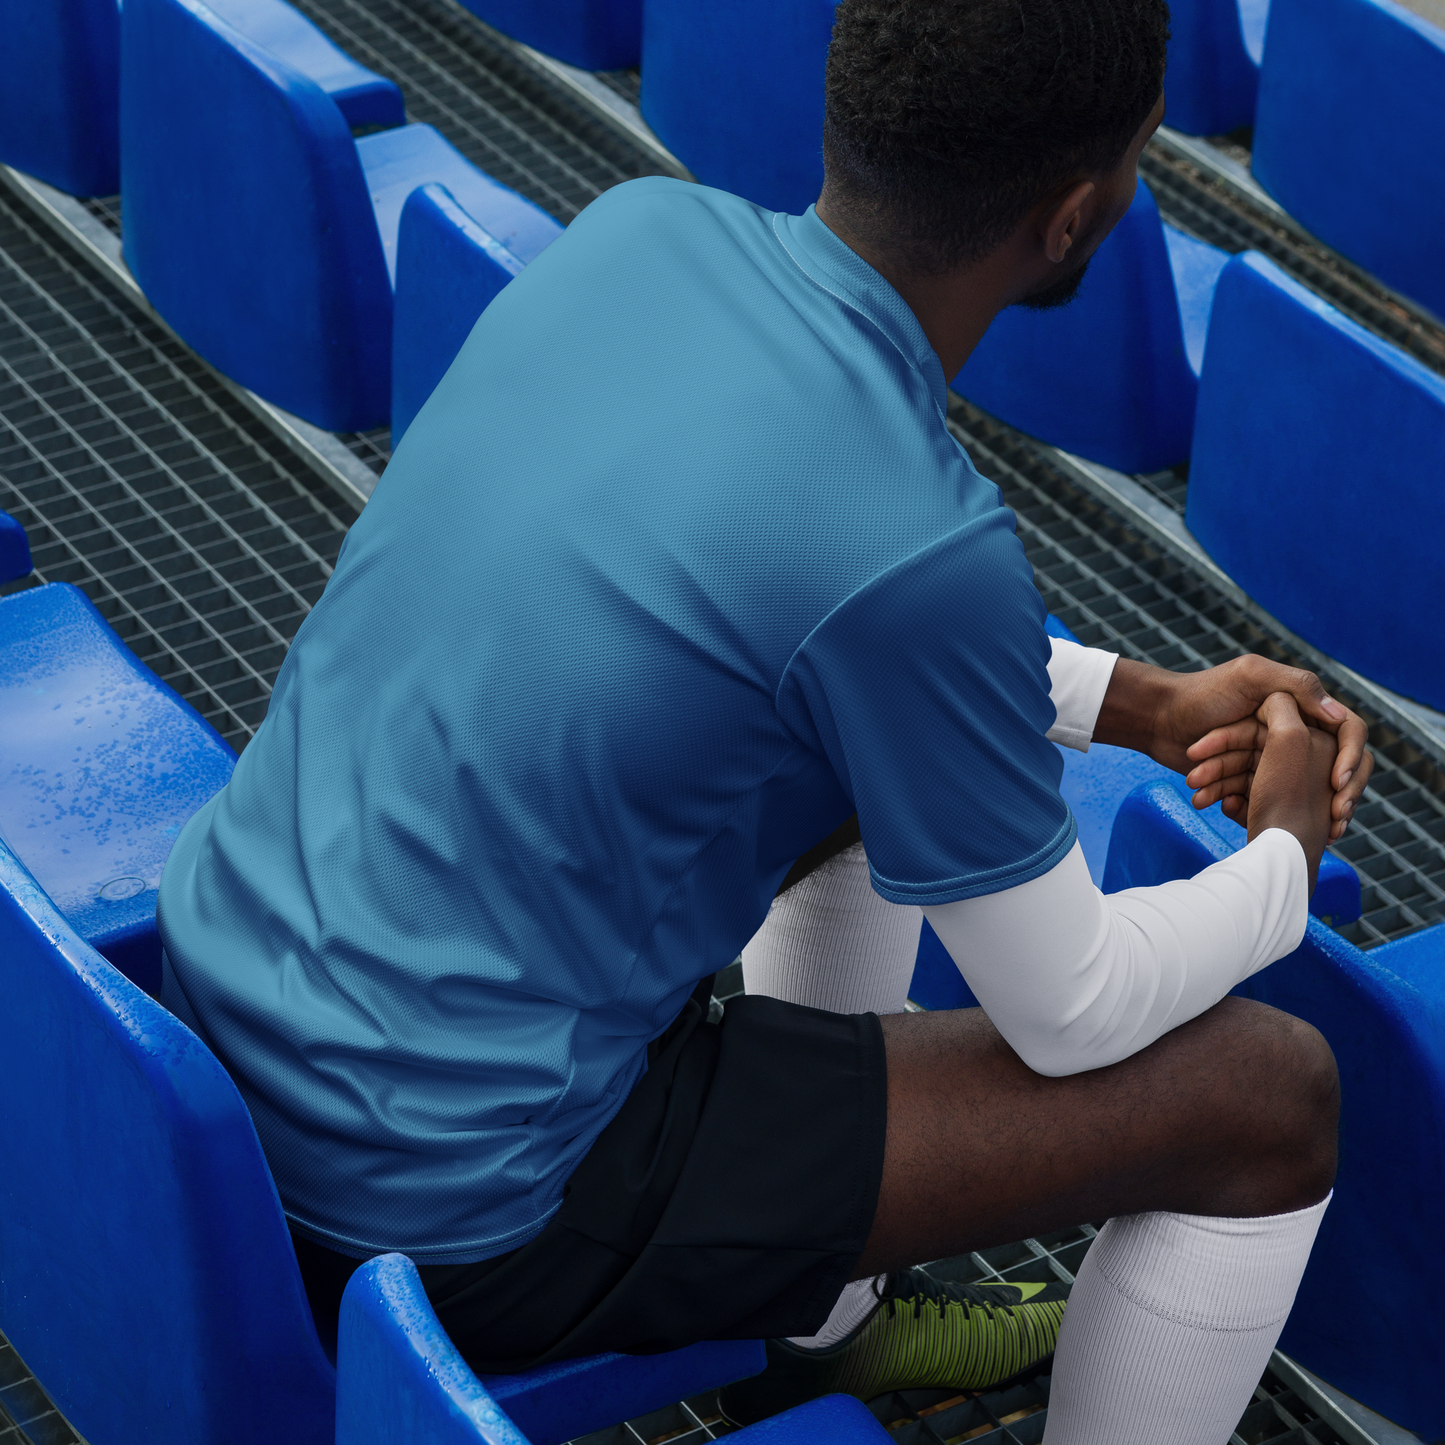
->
[[1185, 748, 1260, 790], [1245, 656, 1348, 731], [1222, 794, 1249, 825], [1331, 714, 1371, 793], [1191, 773, 1253, 810], [1185, 718, 1262, 763]]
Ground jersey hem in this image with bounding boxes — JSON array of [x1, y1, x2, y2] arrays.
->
[[283, 1204, 557, 1266], [868, 813, 1078, 906]]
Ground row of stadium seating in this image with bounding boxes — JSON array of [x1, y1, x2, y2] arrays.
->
[[0, 548, 1439, 1437]]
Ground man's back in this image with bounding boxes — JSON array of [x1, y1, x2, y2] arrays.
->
[[157, 177, 1064, 1264]]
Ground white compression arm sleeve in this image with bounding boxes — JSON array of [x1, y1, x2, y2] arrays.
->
[[924, 833, 1309, 1076], [1046, 638, 1118, 752]]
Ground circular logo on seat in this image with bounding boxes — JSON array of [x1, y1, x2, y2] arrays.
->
[[98, 877, 147, 902]]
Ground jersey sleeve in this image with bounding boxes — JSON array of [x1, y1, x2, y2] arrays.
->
[[775, 509, 1076, 905]]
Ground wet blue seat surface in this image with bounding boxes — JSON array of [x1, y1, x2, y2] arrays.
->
[[1186, 251, 1445, 711], [1104, 779, 1445, 1441], [390, 181, 562, 443], [0, 583, 235, 994], [455, 0, 641, 71], [0, 835, 335, 1445], [953, 182, 1227, 474], [0, 0, 120, 196], [1252, 0, 1445, 323]]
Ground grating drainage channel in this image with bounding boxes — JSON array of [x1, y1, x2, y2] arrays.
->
[[1141, 143, 1445, 380], [947, 395, 1445, 951], [0, 185, 358, 753], [292, 0, 668, 225]]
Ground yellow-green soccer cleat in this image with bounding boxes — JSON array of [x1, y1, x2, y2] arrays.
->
[[717, 1269, 1068, 1427]]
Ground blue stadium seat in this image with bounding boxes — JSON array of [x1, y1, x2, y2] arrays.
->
[[0, 583, 235, 995], [1161, 0, 1268, 136], [337, 1254, 874, 1445], [640, 0, 837, 215], [0, 833, 336, 1445], [1104, 779, 1445, 1442], [122, 0, 557, 432], [1252, 0, 1445, 323], [391, 181, 563, 445], [908, 614, 1360, 1007], [953, 181, 1230, 474], [0, 506, 32, 581], [0, 0, 120, 197], [454, 0, 641, 71], [1185, 251, 1445, 711]]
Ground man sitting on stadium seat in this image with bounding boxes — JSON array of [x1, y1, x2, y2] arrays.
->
[[157, 2, 1372, 1440]]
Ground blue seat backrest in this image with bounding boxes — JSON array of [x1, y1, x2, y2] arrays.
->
[[640, 0, 839, 214], [339, 1255, 869, 1445], [0, 0, 120, 196], [1104, 779, 1445, 1441], [456, 0, 642, 71], [0, 583, 237, 994], [202, 0, 405, 130], [0, 837, 335, 1445], [1185, 251, 1445, 711], [953, 181, 1224, 474], [1162, 0, 1268, 136], [0, 506, 32, 581], [122, 0, 394, 430], [1252, 0, 1445, 322], [391, 182, 563, 444]]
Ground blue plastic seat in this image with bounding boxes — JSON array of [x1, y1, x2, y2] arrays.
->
[[1161, 0, 1269, 136], [122, 0, 557, 432], [391, 181, 563, 444], [640, 0, 837, 215], [0, 506, 32, 581], [908, 614, 1359, 1008], [953, 181, 1230, 474], [0, 834, 337, 1445], [1252, 0, 1445, 323], [454, 0, 641, 71], [0, 582, 236, 995], [1185, 251, 1445, 711], [1104, 779, 1445, 1441], [337, 1253, 881, 1445], [0, 0, 120, 196]]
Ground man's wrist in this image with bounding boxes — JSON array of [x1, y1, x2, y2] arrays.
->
[[1092, 658, 1178, 756]]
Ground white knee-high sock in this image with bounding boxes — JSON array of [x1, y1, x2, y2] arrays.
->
[[1043, 1194, 1331, 1445], [742, 842, 923, 1016]]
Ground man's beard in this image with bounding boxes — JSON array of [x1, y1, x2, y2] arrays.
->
[[1015, 254, 1093, 311]]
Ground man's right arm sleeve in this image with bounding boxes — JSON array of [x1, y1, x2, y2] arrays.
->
[[923, 831, 1309, 1077]]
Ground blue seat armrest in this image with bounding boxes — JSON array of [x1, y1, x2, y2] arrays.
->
[[202, 0, 405, 129], [1162, 223, 1230, 377]]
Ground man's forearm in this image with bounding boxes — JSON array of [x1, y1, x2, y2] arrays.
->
[[1090, 656, 1178, 757]]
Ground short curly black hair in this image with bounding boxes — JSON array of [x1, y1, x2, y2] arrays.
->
[[823, 0, 1170, 273]]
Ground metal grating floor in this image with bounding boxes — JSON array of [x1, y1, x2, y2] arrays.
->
[[0, 186, 358, 753]]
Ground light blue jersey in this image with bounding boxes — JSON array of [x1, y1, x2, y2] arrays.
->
[[158, 179, 1073, 1263]]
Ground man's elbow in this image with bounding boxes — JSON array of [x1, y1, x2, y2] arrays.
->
[[993, 1018, 1140, 1079]]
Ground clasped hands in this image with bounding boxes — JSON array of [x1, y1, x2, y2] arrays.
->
[[1094, 654, 1374, 891]]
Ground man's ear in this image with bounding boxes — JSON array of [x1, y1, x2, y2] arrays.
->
[[1042, 180, 1096, 265]]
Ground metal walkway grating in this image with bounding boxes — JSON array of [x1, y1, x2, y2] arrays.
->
[[948, 396, 1445, 951], [0, 187, 358, 752]]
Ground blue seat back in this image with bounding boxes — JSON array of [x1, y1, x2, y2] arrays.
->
[[954, 182, 1223, 474], [1252, 0, 1445, 322], [456, 0, 642, 71], [0, 583, 237, 994], [640, 0, 839, 214], [1186, 251, 1445, 710], [0, 838, 334, 1445], [339, 1254, 845, 1445], [0, 506, 32, 581], [1104, 779, 1445, 1441], [122, 0, 394, 431], [0, 0, 120, 196], [1162, 0, 1267, 135], [391, 182, 563, 444]]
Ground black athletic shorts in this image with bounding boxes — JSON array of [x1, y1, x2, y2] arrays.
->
[[294, 973, 888, 1372]]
